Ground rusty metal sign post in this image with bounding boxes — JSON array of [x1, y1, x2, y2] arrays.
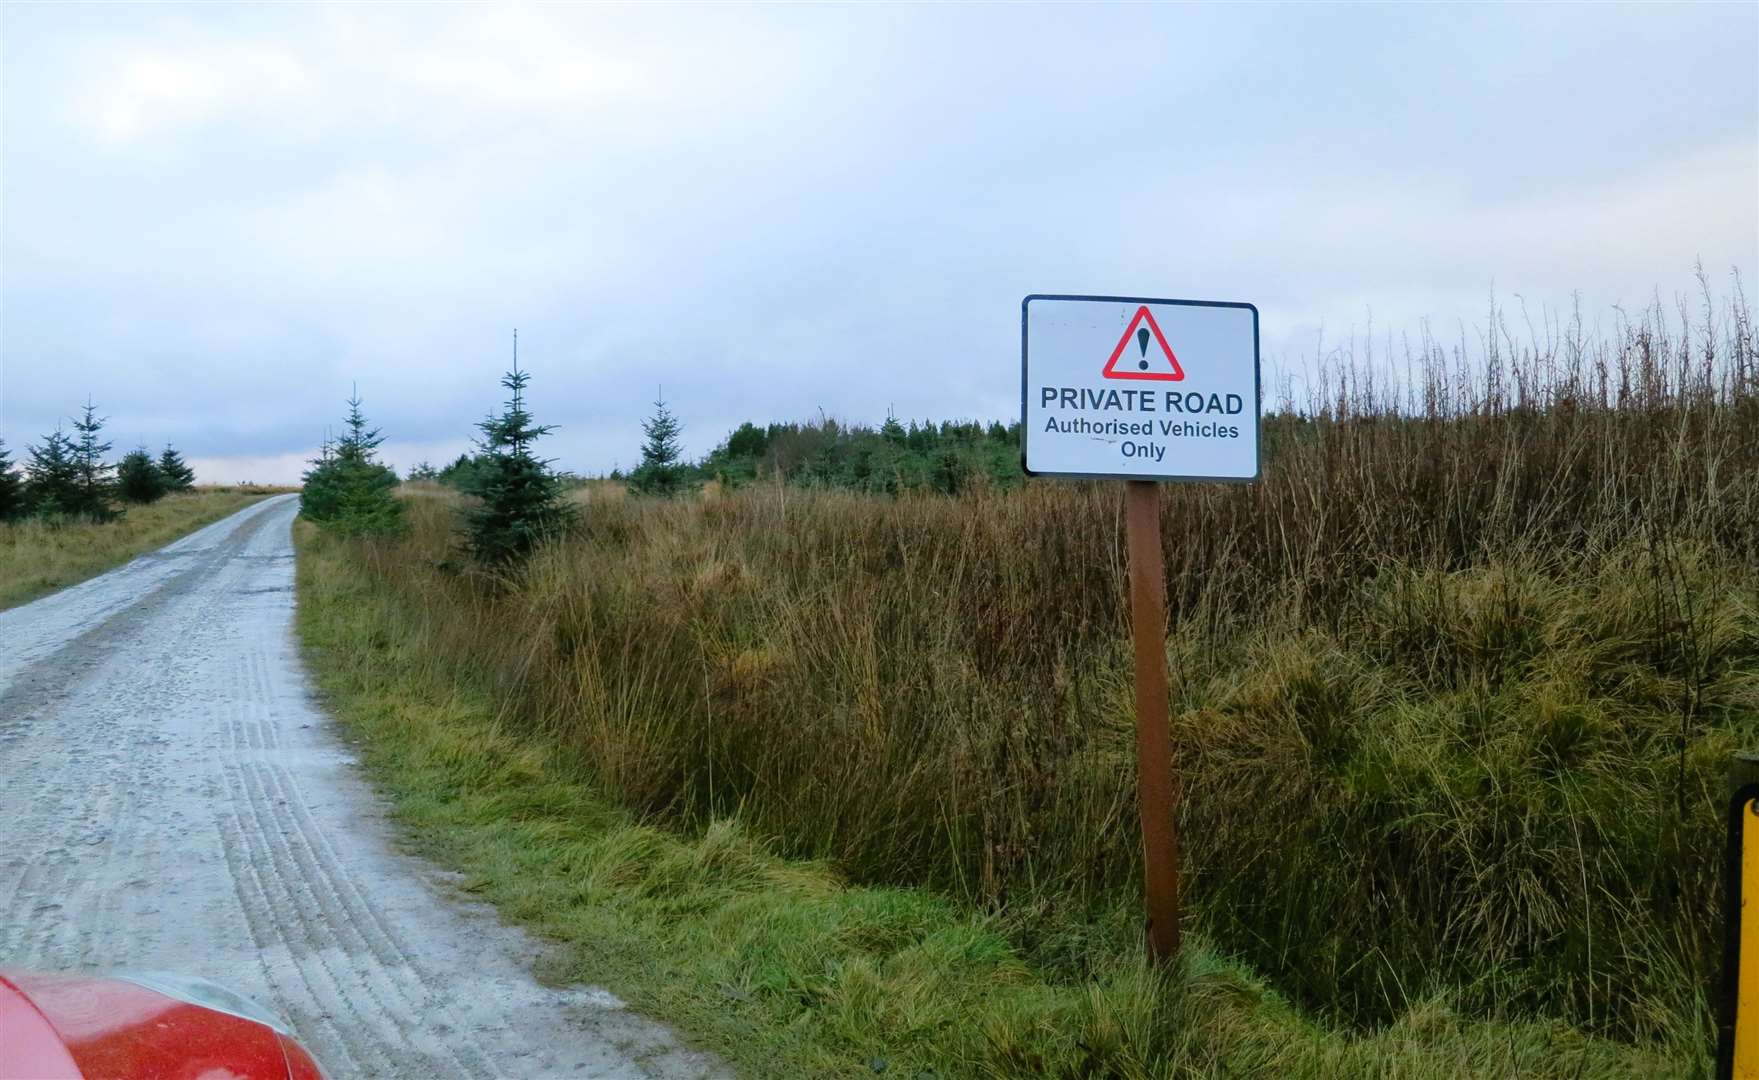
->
[[1021, 294, 1260, 965]]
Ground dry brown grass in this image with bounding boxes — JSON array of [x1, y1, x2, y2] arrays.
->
[[340, 283, 1756, 1048], [0, 486, 284, 610], [300, 521, 1690, 1075]]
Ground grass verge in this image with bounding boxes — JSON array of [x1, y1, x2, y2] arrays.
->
[[0, 487, 284, 610], [294, 519, 1690, 1078]]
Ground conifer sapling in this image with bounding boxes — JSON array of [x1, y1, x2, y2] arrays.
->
[[630, 395, 687, 496], [299, 390, 405, 536], [26, 429, 81, 519], [460, 350, 574, 566], [69, 399, 118, 521], [118, 447, 168, 504], [0, 439, 24, 521], [157, 445, 196, 492]]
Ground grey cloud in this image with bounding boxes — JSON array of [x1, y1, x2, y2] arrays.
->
[[2, 4, 1754, 481]]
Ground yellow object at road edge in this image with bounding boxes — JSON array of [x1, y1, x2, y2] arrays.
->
[[1736, 799, 1759, 1080]]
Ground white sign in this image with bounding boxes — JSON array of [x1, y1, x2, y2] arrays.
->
[[1021, 294, 1260, 482]]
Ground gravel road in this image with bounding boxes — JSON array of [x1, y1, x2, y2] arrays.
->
[[0, 495, 726, 1079]]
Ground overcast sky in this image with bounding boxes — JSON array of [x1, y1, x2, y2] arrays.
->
[[2, 3, 1755, 483]]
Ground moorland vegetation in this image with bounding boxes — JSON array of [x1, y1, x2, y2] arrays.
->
[[303, 278, 1758, 1073], [0, 399, 196, 524], [0, 399, 239, 609]]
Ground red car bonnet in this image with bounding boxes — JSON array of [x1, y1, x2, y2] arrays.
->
[[0, 970, 322, 1080], [0, 974, 80, 1080]]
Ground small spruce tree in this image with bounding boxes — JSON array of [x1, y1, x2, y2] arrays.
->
[[436, 452, 485, 490], [932, 449, 965, 496], [629, 395, 687, 496], [300, 390, 405, 536], [157, 445, 196, 492], [69, 400, 119, 521], [25, 428, 81, 519], [459, 358, 574, 566], [0, 438, 25, 521], [117, 447, 168, 504]]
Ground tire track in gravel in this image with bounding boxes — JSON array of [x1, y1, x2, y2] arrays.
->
[[252, 759, 510, 1074], [0, 499, 279, 731], [0, 495, 727, 1079]]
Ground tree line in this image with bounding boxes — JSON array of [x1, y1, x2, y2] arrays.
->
[[0, 400, 196, 523], [694, 415, 1022, 495], [416, 391, 692, 498], [426, 399, 1023, 500], [301, 349, 1023, 570], [300, 364, 576, 571]]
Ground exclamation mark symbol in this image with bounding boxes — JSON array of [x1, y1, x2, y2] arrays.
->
[[1136, 327, 1151, 370]]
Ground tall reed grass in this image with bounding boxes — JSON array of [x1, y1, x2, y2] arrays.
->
[[353, 282, 1756, 1044]]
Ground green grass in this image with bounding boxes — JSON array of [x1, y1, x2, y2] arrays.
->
[[324, 471, 1752, 1054], [0, 487, 284, 610], [295, 519, 1689, 1078], [292, 288, 1752, 1074]]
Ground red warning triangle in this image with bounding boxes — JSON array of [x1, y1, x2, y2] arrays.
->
[[1101, 306, 1184, 381]]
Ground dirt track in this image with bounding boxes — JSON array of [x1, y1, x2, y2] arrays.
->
[[0, 495, 725, 1079]]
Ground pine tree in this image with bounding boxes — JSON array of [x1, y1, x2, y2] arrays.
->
[[25, 429, 81, 518], [459, 352, 575, 566], [436, 452, 485, 490], [300, 390, 405, 536], [629, 395, 687, 496], [0, 439, 25, 521], [334, 392, 384, 464], [157, 445, 196, 492], [118, 447, 168, 504], [69, 400, 118, 521], [932, 449, 965, 495]]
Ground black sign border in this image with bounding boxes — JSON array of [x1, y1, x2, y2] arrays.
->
[[1020, 294, 1262, 483]]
